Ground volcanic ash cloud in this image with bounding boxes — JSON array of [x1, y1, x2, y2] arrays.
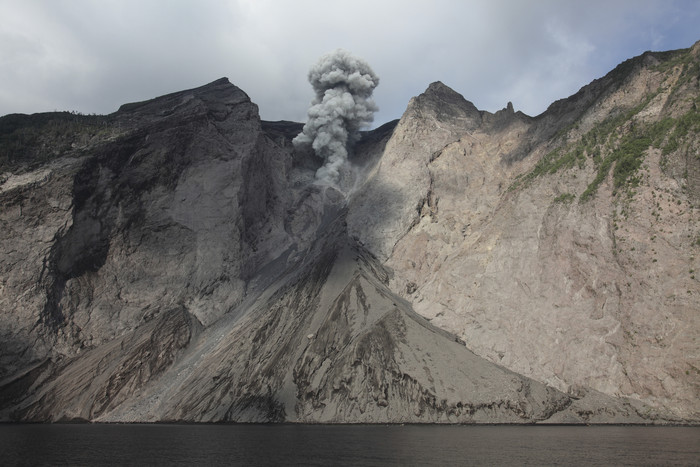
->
[[293, 49, 379, 185]]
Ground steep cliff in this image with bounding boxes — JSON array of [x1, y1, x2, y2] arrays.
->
[[370, 42, 700, 420], [1, 42, 698, 423]]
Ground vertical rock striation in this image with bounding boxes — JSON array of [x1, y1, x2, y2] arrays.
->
[[366, 43, 700, 420]]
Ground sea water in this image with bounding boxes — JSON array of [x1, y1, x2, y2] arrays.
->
[[1, 424, 698, 466]]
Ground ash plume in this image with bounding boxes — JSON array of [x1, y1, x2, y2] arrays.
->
[[293, 49, 379, 185]]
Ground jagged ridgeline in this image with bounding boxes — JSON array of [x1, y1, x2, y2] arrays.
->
[[0, 43, 698, 423]]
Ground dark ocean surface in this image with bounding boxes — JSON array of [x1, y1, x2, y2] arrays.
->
[[1, 424, 698, 466]]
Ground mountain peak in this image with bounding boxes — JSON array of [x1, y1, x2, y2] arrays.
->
[[117, 77, 250, 115], [422, 81, 476, 108], [425, 80, 455, 93], [407, 81, 481, 128]]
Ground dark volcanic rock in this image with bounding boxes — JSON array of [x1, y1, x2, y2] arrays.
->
[[1, 78, 293, 382]]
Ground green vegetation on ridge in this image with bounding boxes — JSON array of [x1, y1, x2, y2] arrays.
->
[[511, 92, 698, 204], [0, 111, 112, 172], [510, 44, 699, 203]]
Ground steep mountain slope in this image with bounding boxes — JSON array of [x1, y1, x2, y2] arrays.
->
[[1, 42, 698, 423], [360, 42, 700, 419], [2, 183, 655, 424]]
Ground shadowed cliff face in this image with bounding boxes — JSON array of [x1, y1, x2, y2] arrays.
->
[[0, 79, 293, 385], [1, 41, 699, 424]]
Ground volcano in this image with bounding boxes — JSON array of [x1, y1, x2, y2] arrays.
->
[[1, 42, 699, 423]]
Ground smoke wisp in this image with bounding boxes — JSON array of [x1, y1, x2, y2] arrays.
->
[[293, 49, 379, 185]]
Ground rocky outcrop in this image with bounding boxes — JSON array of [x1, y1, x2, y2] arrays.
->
[[347, 81, 483, 260], [1, 42, 698, 424]]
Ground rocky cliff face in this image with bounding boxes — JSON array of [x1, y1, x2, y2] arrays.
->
[[1, 43, 698, 423], [370, 43, 700, 420]]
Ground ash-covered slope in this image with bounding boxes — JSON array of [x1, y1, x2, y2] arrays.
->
[[0, 178, 652, 423], [1, 42, 698, 423]]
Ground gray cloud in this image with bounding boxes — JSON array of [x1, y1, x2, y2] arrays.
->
[[293, 49, 379, 185], [0, 0, 698, 126]]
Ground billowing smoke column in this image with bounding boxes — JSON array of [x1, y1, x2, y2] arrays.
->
[[293, 49, 379, 184]]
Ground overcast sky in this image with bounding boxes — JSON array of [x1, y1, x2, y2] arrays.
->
[[1, 0, 699, 127]]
